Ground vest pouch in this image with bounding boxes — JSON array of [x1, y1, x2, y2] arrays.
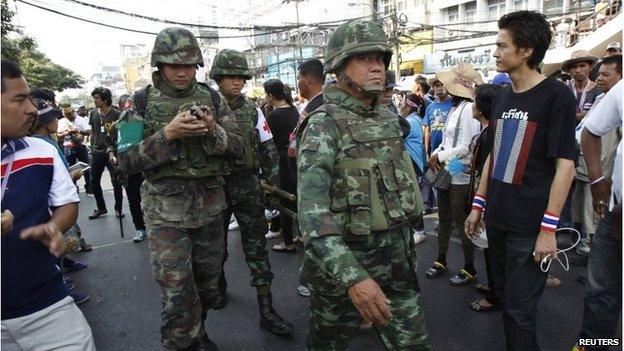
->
[[393, 152, 422, 216], [329, 178, 348, 212], [345, 168, 371, 240], [376, 163, 406, 220]]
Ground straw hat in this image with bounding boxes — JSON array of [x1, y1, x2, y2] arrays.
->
[[436, 63, 483, 100], [561, 50, 599, 72], [427, 75, 441, 87]]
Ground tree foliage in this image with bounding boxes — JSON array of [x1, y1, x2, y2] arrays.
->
[[1, 0, 83, 91]]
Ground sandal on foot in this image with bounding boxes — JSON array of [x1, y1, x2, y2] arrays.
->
[[272, 242, 296, 253], [449, 269, 478, 286], [470, 299, 499, 312], [425, 261, 447, 279], [475, 284, 490, 294]]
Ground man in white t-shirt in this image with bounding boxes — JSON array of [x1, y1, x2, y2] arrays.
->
[[1, 59, 95, 351], [575, 79, 622, 350], [57, 106, 92, 194]]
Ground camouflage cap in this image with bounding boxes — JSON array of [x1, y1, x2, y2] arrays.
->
[[151, 27, 204, 67], [209, 49, 252, 80], [324, 19, 392, 74]]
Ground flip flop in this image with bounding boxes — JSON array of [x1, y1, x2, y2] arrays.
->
[[470, 299, 499, 312]]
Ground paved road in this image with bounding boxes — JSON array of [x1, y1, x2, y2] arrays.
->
[[68, 174, 616, 351]]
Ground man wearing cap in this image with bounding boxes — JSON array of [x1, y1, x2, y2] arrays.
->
[[298, 19, 429, 350], [589, 42, 621, 81], [379, 70, 399, 114], [57, 105, 92, 194], [562, 50, 601, 123], [1, 59, 95, 351], [605, 42, 622, 56], [421, 75, 453, 214]]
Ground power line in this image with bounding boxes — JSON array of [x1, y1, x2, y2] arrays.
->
[[17, 0, 369, 40], [16, 0, 296, 38], [58, 0, 298, 31]]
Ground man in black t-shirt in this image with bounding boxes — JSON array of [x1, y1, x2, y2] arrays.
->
[[88, 87, 124, 220], [466, 11, 577, 351]]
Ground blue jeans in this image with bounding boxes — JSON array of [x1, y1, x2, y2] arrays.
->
[[578, 212, 622, 348]]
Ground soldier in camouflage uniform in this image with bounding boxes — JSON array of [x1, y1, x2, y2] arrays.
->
[[297, 20, 430, 350], [116, 27, 244, 351], [208, 49, 293, 335]]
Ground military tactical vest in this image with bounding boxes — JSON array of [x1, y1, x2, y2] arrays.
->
[[229, 97, 260, 172], [142, 84, 231, 181], [317, 103, 423, 240]]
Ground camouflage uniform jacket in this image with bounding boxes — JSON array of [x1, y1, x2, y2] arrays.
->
[[224, 94, 280, 205], [297, 86, 423, 295], [117, 71, 244, 228]]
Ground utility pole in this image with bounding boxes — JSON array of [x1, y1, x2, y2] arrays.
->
[[370, 0, 377, 21], [391, 0, 401, 81]]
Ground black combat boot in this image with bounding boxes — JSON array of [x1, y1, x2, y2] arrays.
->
[[257, 294, 293, 336], [210, 285, 227, 310], [210, 275, 227, 309], [198, 334, 219, 351], [178, 335, 218, 351]]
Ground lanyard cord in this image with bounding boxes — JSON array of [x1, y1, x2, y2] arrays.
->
[[571, 82, 591, 113], [539, 228, 581, 273]]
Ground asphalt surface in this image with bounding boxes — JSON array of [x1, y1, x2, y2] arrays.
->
[[68, 174, 620, 351]]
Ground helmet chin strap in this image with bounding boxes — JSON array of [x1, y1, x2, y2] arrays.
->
[[339, 72, 384, 98]]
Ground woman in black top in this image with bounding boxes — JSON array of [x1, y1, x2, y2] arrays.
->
[[467, 83, 500, 312], [263, 79, 300, 252]]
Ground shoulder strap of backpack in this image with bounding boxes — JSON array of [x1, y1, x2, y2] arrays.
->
[[133, 85, 151, 118], [197, 82, 221, 113]]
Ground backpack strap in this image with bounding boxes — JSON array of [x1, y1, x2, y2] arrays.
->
[[133, 85, 151, 118], [198, 82, 221, 114]]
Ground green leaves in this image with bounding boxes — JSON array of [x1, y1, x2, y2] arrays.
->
[[1, 0, 83, 92]]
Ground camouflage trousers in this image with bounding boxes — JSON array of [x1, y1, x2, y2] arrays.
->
[[307, 289, 430, 351], [148, 217, 225, 350], [220, 194, 273, 287], [306, 226, 430, 351]]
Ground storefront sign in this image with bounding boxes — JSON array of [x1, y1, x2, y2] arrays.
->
[[423, 47, 495, 73]]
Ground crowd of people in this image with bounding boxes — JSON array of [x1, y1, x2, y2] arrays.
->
[[1, 8, 621, 351]]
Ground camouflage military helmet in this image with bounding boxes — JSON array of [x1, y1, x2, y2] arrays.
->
[[323, 19, 392, 74], [151, 27, 204, 67], [209, 49, 252, 80]]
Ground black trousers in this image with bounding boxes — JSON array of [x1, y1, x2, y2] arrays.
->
[[125, 173, 145, 231], [272, 155, 297, 245], [487, 226, 548, 351], [65, 145, 91, 191], [90, 151, 123, 213]]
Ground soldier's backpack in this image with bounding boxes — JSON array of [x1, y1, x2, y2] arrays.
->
[[132, 82, 221, 118]]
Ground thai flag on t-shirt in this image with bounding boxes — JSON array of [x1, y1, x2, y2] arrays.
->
[[490, 119, 537, 185]]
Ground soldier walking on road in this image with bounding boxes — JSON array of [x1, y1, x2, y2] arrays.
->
[[208, 49, 293, 335], [297, 19, 430, 350], [117, 28, 244, 351]]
